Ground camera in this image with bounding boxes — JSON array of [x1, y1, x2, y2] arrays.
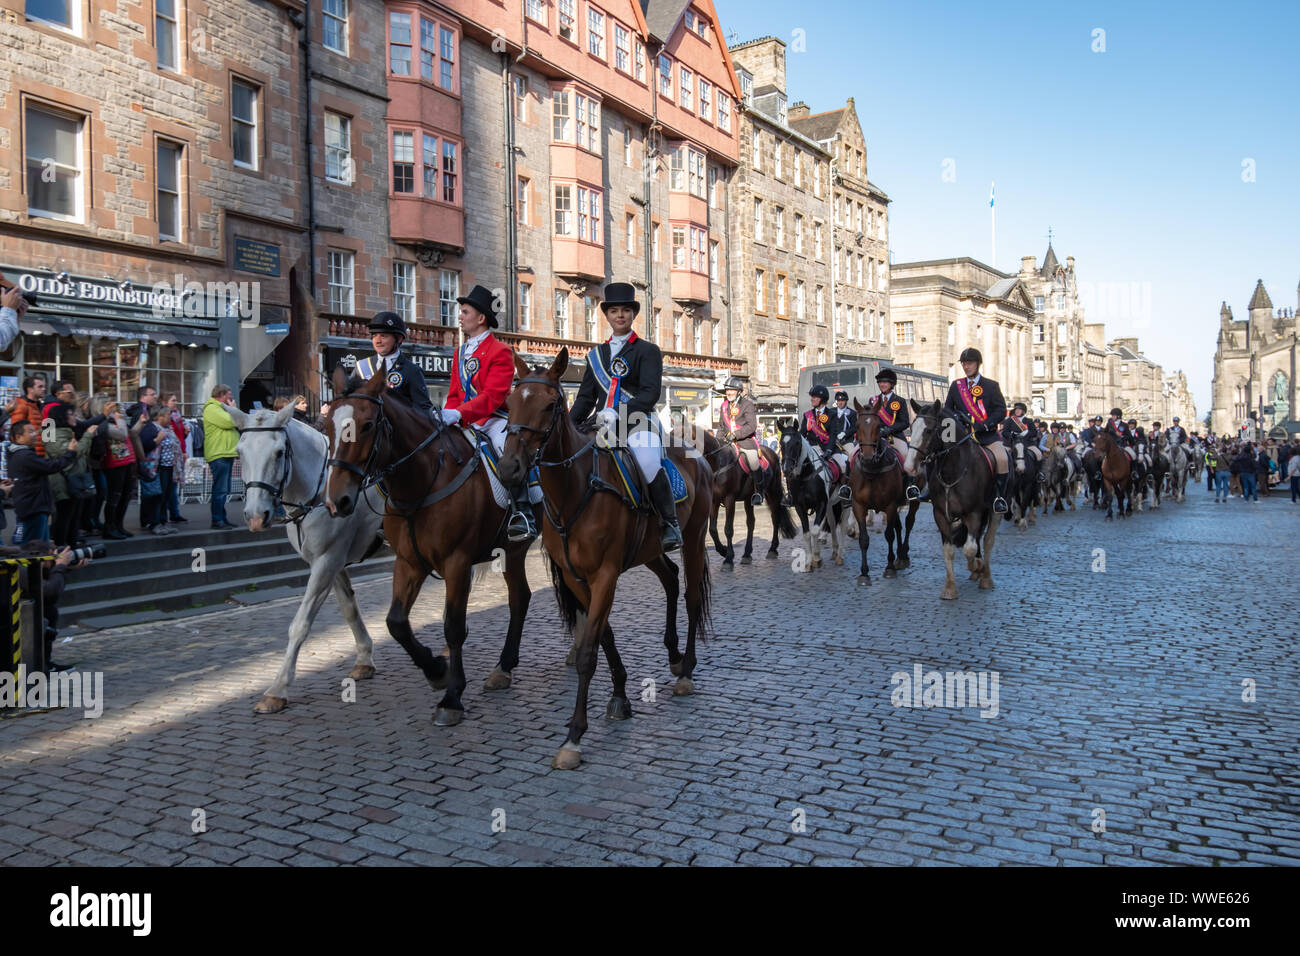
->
[[21, 290, 38, 307], [66, 545, 106, 562]]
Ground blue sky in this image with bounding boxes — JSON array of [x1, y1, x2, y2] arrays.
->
[[714, 0, 1300, 414]]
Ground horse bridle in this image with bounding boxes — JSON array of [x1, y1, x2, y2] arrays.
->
[[238, 423, 326, 521], [505, 376, 575, 473], [326, 391, 444, 496]]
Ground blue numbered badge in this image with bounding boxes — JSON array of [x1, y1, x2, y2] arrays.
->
[[611, 357, 630, 377], [465, 357, 480, 376], [387, 370, 403, 388]]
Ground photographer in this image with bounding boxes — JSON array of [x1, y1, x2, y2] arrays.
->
[[0, 285, 26, 352], [5, 419, 77, 545], [0, 541, 96, 672]]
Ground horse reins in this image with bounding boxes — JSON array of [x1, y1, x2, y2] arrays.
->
[[237, 422, 327, 524]]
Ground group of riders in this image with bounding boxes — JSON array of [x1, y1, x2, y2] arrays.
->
[[343, 281, 685, 553], [730, 346, 1200, 515], [339, 285, 1197, 546]]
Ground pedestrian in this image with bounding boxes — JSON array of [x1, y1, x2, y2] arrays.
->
[[1257, 444, 1274, 497], [10, 376, 48, 457], [203, 384, 239, 530], [81, 393, 113, 537], [151, 407, 181, 532], [1214, 449, 1232, 502], [101, 402, 137, 540], [1289, 446, 1300, 503], [1204, 445, 1219, 493], [293, 397, 311, 425], [164, 394, 188, 524], [1235, 444, 1258, 501], [5, 419, 77, 545], [46, 402, 97, 547]]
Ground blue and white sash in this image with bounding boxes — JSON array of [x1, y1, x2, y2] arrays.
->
[[458, 345, 508, 420], [588, 344, 627, 410]]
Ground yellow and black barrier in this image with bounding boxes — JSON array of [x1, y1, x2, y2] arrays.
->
[[2, 555, 54, 679]]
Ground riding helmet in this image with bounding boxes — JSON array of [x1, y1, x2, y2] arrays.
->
[[723, 376, 744, 393], [959, 347, 983, 365], [368, 311, 407, 337], [875, 367, 897, 385], [1110, 407, 1123, 418], [1012, 402, 1027, 413], [834, 390, 849, 402], [808, 384, 830, 402]]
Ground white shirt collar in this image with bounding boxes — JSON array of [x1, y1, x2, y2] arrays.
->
[[608, 332, 632, 357], [463, 330, 490, 355], [966, 373, 981, 386], [380, 348, 401, 369]]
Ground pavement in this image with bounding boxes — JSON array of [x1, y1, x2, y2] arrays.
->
[[2, 482, 1298, 866]]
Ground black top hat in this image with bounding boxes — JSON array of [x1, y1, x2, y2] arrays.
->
[[456, 285, 499, 328], [599, 282, 641, 317], [368, 311, 407, 337]]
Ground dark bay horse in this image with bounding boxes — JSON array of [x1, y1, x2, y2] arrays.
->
[[322, 364, 536, 726], [1092, 430, 1132, 520], [903, 400, 1002, 600], [1005, 434, 1041, 530], [682, 424, 794, 568], [778, 420, 849, 570], [849, 399, 921, 585], [497, 350, 714, 771]]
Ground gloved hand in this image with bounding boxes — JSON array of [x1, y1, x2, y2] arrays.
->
[[440, 408, 461, 425], [595, 407, 618, 435]]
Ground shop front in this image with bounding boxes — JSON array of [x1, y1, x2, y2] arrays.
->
[[4, 266, 224, 416]]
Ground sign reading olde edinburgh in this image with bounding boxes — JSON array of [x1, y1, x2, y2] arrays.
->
[[7, 267, 220, 330], [233, 238, 282, 277]]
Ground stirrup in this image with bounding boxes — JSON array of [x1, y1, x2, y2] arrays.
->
[[905, 484, 921, 501], [660, 522, 682, 553], [749, 492, 764, 507], [837, 484, 853, 502], [506, 509, 537, 543], [779, 494, 793, 507], [993, 497, 1009, 514]]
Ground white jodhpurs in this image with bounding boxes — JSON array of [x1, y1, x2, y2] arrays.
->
[[479, 416, 507, 455], [627, 420, 665, 482]]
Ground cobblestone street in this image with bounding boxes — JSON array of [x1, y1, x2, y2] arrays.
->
[[3, 490, 1298, 867]]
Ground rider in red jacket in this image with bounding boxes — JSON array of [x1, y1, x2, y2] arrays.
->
[[441, 284, 536, 542]]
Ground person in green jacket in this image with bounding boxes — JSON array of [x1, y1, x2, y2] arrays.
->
[[203, 384, 240, 530]]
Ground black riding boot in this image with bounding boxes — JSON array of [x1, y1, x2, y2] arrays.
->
[[506, 484, 538, 544], [993, 473, 1010, 514], [749, 465, 766, 507], [649, 471, 682, 553]]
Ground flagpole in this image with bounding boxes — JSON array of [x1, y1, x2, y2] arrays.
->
[[989, 181, 996, 270]]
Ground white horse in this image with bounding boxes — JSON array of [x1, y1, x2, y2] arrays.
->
[[228, 401, 386, 713], [1170, 437, 1190, 504]]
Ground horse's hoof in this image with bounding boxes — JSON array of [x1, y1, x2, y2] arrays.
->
[[883, 568, 897, 579], [565, 644, 578, 667], [857, 575, 872, 586], [669, 659, 684, 677], [433, 707, 464, 727], [721, 560, 734, 571], [940, 587, 958, 601], [895, 558, 910, 570], [672, 678, 695, 697], [978, 578, 995, 590], [483, 668, 513, 691], [765, 550, 779, 560], [551, 745, 582, 770], [253, 695, 287, 714], [833, 555, 844, 566], [347, 664, 375, 681], [740, 554, 753, 565], [969, 570, 980, 580], [606, 696, 633, 720]]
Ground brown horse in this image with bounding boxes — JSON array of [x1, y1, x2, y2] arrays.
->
[[849, 399, 923, 585], [322, 364, 536, 726], [1093, 430, 1132, 520], [678, 424, 794, 568], [497, 349, 714, 771]]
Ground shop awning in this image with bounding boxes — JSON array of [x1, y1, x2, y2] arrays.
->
[[20, 315, 219, 348]]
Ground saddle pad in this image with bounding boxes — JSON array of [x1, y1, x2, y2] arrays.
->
[[735, 448, 770, 473], [472, 427, 538, 510], [610, 449, 689, 507]]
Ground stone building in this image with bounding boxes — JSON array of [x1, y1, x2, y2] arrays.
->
[[1017, 244, 1086, 425], [790, 97, 890, 363], [0, 0, 321, 412], [1210, 279, 1299, 439], [1107, 336, 1166, 423], [429, 0, 744, 426], [1162, 370, 1197, 427], [887, 257, 1033, 402], [725, 36, 832, 422]]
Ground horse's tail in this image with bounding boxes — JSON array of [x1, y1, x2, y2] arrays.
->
[[548, 555, 583, 637], [767, 469, 797, 539], [696, 561, 714, 642]]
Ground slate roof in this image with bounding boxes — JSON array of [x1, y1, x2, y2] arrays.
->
[[640, 0, 690, 42], [1248, 279, 1273, 311], [789, 107, 845, 143]]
